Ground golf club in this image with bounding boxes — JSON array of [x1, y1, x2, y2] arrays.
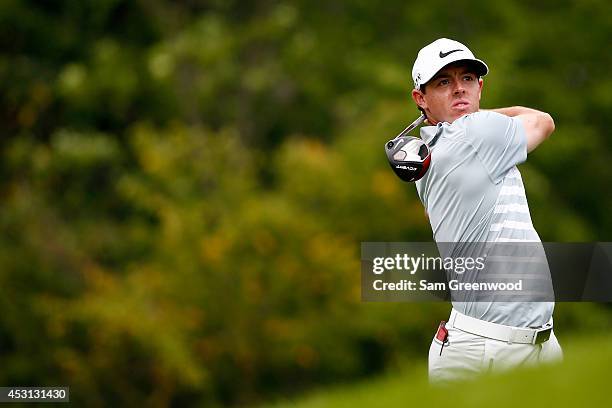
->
[[384, 114, 431, 182]]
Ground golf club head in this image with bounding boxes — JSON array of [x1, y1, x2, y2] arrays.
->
[[385, 136, 431, 182]]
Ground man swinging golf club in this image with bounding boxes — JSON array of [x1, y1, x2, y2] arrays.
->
[[407, 38, 563, 383]]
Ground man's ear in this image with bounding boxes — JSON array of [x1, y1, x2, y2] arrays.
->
[[411, 89, 427, 110], [477, 78, 483, 100]]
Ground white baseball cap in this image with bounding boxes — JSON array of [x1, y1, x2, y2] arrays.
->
[[412, 38, 488, 90]]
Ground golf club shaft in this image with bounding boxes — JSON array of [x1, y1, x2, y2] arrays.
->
[[392, 114, 426, 141]]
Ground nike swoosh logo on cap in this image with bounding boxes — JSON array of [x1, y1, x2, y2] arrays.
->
[[439, 49, 462, 58]]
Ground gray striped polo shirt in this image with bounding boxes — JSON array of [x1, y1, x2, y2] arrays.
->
[[415, 111, 554, 328]]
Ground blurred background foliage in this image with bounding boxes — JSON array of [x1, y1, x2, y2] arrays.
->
[[0, 0, 610, 406]]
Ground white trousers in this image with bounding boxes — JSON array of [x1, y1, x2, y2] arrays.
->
[[428, 312, 563, 384]]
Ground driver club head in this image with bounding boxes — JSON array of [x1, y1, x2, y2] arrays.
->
[[385, 136, 431, 182], [384, 114, 430, 182]]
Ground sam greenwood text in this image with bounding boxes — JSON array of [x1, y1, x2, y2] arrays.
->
[[372, 280, 524, 291]]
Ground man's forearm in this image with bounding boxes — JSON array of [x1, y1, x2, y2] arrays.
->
[[483, 106, 545, 117], [483, 106, 555, 153]]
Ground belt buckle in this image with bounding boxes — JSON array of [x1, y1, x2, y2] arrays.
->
[[533, 326, 552, 344]]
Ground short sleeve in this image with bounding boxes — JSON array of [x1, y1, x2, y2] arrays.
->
[[461, 111, 527, 184]]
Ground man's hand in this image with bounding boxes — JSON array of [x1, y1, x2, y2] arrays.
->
[[483, 106, 555, 153]]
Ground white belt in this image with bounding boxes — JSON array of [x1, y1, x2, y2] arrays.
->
[[449, 309, 553, 345]]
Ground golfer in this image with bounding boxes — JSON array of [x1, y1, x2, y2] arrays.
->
[[410, 38, 563, 383]]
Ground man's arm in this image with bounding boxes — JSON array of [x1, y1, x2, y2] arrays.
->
[[485, 106, 555, 153]]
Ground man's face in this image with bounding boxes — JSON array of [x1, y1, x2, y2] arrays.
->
[[411, 62, 483, 124]]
